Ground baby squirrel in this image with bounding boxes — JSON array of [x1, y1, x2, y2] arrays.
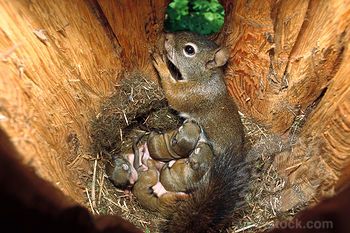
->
[[132, 159, 189, 214], [105, 132, 153, 190], [106, 122, 213, 213], [152, 32, 250, 232], [105, 146, 142, 190], [147, 120, 201, 161], [160, 141, 213, 192], [106, 121, 202, 189], [133, 140, 213, 213]]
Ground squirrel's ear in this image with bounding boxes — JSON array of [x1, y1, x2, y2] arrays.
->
[[206, 47, 229, 69]]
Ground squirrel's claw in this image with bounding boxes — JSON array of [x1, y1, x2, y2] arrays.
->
[[151, 53, 164, 68], [152, 53, 171, 80]]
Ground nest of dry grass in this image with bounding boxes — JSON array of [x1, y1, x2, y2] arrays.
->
[[85, 72, 307, 233], [88, 71, 181, 231], [90, 71, 181, 156]]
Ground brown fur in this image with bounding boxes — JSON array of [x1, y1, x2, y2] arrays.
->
[[153, 32, 244, 155], [132, 159, 189, 214], [160, 141, 213, 192], [147, 120, 201, 161]]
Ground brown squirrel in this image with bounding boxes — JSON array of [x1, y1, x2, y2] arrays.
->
[[133, 140, 214, 213], [160, 141, 213, 192], [105, 133, 153, 190], [105, 147, 141, 190], [152, 31, 250, 232], [106, 122, 214, 213], [132, 158, 189, 214], [133, 141, 214, 213], [147, 120, 201, 161]]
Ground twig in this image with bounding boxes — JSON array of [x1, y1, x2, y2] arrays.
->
[[285, 162, 303, 171], [270, 198, 277, 216], [85, 188, 95, 214], [119, 128, 123, 142], [91, 154, 99, 208], [122, 110, 129, 125], [129, 87, 134, 102], [256, 124, 267, 138], [67, 154, 82, 168], [117, 198, 129, 212], [234, 224, 256, 233], [104, 197, 120, 208], [98, 170, 105, 206]]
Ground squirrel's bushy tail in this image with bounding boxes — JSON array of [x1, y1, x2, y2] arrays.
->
[[161, 146, 251, 233]]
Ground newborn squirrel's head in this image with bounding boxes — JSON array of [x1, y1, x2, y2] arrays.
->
[[164, 31, 229, 81]]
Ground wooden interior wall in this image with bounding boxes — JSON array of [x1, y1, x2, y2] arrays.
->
[[219, 0, 350, 209], [221, 0, 349, 133], [0, 0, 122, 203], [97, 0, 169, 73]]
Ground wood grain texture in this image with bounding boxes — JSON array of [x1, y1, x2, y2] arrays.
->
[[219, 0, 350, 209], [300, 40, 350, 191], [0, 0, 121, 203], [219, 0, 350, 210], [97, 0, 169, 73], [222, 0, 349, 133], [221, 0, 275, 123]]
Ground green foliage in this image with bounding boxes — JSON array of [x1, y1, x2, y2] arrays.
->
[[164, 0, 224, 35]]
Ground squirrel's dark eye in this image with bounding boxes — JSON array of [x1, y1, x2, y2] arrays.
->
[[171, 137, 177, 146], [183, 43, 197, 57], [190, 160, 199, 170], [185, 45, 195, 55]]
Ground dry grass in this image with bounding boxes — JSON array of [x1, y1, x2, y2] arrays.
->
[[87, 71, 180, 232], [90, 70, 181, 157], [229, 114, 307, 233], [84, 153, 162, 231]]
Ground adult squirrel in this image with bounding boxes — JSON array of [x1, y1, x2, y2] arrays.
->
[[152, 32, 251, 232]]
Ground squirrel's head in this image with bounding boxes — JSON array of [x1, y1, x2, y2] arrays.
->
[[164, 31, 229, 81], [105, 156, 138, 189]]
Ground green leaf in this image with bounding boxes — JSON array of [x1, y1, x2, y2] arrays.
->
[[165, 0, 225, 35]]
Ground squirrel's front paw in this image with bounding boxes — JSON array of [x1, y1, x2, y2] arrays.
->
[[151, 181, 167, 197], [152, 53, 172, 80]]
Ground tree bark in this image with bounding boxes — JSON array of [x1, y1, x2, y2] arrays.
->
[[219, 0, 350, 210], [0, 0, 122, 202]]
